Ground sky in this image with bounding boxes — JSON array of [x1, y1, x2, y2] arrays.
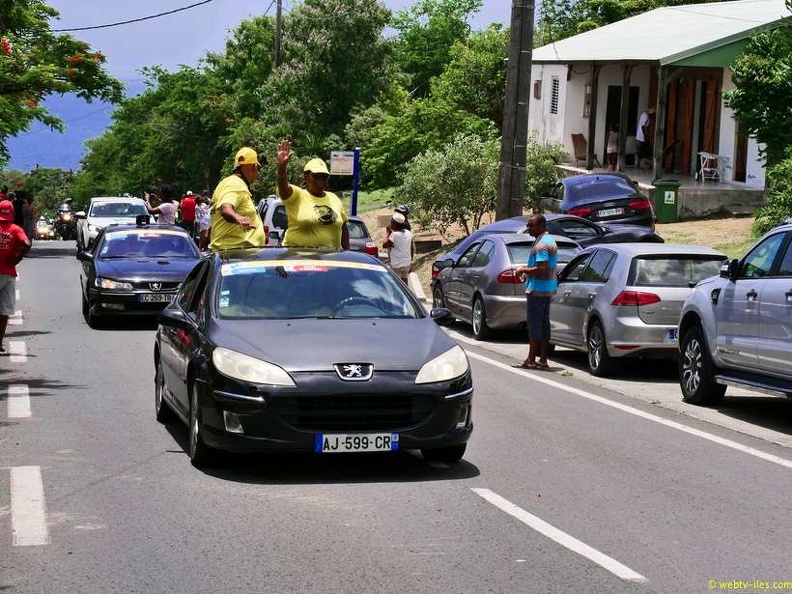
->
[[6, 0, 511, 171]]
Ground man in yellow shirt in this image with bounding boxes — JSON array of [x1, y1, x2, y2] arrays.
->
[[276, 139, 349, 250], [210, 147, 266, 250]]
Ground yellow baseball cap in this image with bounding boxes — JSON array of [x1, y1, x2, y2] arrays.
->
[[234, 147, 260, 168], [303, 158, 330, 175]]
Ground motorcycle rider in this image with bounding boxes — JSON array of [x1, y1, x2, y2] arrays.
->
[[55, 198, 76, 240]]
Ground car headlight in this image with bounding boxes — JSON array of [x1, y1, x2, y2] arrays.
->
[[95, 277, 133, 290], [415, 345, 469, 384], [212, 347, 295, 386]]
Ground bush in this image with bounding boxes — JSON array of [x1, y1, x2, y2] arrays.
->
[[524, 134, 567, 211], [753, 151, 792, 236]]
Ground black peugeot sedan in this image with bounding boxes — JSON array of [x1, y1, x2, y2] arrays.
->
[[78, 223, 201, 327], [154, 248, 473, 467]]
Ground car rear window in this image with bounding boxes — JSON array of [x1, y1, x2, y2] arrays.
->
[[630, 255, 725, 287], [217, 260, 419, 320], [506, 241, 580, 264], [565, 178, 637, 205], [347, 220, 370, 240]]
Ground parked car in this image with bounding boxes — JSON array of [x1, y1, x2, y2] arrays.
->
[[75, 196, 149, 252], [678, 222, 792, 404], [77, 223, 201, 327], [431, 213, 662, 282], [549, 243, 727, 376], [433, 233, 581, 339], [154, 248, 473, 467], [256, 195, 377, 256], [540, 173, 655, 228]]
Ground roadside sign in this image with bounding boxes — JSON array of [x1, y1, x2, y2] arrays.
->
[[330, 151, 355, 176]]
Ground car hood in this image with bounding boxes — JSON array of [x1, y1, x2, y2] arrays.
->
[[209, 317, 457, 372], [96, 258, 198, 280]]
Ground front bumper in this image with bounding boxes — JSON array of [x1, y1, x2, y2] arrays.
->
[[88, 288, 177, 316]]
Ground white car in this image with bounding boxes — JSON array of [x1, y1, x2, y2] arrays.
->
[[75, 196, 149, 252]]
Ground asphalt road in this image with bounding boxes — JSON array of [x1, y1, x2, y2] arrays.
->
[[2, 241, 792, 594]]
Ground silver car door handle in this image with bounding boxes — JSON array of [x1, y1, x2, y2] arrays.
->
[[588, 293, 596, 303], [785, 290, 792, 302], [746, 289, 758, 301]]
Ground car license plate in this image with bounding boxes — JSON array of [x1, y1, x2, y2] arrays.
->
[[667, 328, 678, 341], [138, 293, 174, 303], [598, 207, 625, 217], [315, 433, 399, 453]]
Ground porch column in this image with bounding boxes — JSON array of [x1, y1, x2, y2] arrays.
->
[[618, 62, 633, 172], [652, 65, 668, 181], [586, 63, 601, 170]]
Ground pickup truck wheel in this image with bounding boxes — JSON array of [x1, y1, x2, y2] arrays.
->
[[679, 326, 725, 405]]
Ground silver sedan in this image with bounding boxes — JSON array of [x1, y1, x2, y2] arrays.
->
[[549, 243, 727, 376], [433, 233, 581, 340]]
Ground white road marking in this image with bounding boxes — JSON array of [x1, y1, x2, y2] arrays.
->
[[466, 351, 792, 470], [8, 310, 22, 326], [10, 466, 50, 546], [7, 384, 31, 418], [9, 340, 27, 363], [472, 488, 647, 583]]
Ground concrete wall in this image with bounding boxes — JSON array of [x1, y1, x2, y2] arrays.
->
[[527, 64, 569, 148], [720, 71, 766, 188]]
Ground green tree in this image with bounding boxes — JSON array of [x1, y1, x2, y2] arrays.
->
[[753, 149, 792, 235], [723, 6, 792, 167], [0, 0, 123, 163]]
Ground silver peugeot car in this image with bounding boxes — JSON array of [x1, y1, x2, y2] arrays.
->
[[549, 243, 727, 376]]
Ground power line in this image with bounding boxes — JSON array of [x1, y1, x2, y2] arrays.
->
[[53, 0, 218, 32]]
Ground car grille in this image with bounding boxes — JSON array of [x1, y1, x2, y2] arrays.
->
[[130, 281, 181, 291], [272, 393, 438, 431]]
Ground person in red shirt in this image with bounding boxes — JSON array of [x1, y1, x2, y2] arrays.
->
[[179, 190, 197, 238], [0, 200, 31, 353]]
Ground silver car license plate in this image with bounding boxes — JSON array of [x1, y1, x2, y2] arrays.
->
[[315, 433, 399, 453]]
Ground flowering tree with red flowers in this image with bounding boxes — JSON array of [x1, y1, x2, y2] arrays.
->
[[0, 0, 123, 164]]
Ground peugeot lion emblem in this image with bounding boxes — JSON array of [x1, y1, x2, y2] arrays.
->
[[334, 363, 374, 381], [149, 282, 162, 291]]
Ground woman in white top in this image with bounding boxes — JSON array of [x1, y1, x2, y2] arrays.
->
[[144, 185, 179, 225], [383, 212, 414, 283]]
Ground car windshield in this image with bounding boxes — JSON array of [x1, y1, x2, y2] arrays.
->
[[507, 241, 580, 264], [630, 255, 725, 287], [565, 178, 637, 205], [347, 220, 369, 240], [99, 230, 199, 259], [90, 202, 147, 217], [217, 259, 420, 320]]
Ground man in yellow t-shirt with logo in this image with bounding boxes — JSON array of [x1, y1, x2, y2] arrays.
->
[[209, 147, 266, 251], [276, 139, 349, 250]]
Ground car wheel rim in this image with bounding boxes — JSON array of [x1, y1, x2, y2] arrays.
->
[[588, 325, 603, 369], [681, 337, 702, 394], [433, 288, 444, 308], [472, 300, 483, 334]]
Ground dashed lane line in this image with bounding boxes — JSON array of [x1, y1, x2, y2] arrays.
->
[[472, 488, 647, 583], [10, 466, 50, 546], [8, 310, 22, 326], [8, 340, 27, 363], [7, 384, 31, 418]]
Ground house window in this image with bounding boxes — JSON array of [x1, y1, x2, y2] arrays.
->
[[550, 76, 560, 114], [533, 79, 542, 100]]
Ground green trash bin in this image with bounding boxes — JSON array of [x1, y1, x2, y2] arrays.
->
[[652, 179, 681, 223]]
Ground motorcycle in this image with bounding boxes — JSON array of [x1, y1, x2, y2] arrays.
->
[[54, 202, 77, 240]]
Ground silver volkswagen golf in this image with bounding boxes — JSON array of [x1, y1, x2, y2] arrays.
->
[[549, 243, 727, 376]]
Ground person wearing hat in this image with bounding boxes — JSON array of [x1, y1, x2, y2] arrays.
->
[[209, 146, 266, 251], [383, 212, 414, 283], [0, 199, 32, 354], [276, 139, 349, 250], [179, 190, 197, 238]]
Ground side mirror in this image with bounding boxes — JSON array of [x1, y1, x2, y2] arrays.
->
[[158, 307, 189, 327], [75, 211, 86, 219], [720, 258, 739, 281], [76, 251, 93, 262], [430, 307, 455, 327]]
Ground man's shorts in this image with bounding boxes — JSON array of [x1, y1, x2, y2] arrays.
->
[[0, 275, 17, 317], [526, 293, 551, 341]]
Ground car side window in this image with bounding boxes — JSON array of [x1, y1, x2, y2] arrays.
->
[[558, 253, 593, 282], [272, 205, 288, 229], [738, 233, 786, 279], [472, 240, 495, 267], [581, 250, 616, 282], [777, 234, 792, 276], [457, 243, 482, 268], [177, 260, 209, 313]]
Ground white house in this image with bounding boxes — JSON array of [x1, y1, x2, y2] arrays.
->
[[528, 0, 790, 190]]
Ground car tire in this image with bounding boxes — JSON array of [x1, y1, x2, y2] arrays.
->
[[188, 382, 216, 467], [432, 285, 445, 309], [422, 443, 466, 464], [587, 320, 615, 377], [471, 295, 491, 341], [84, 298, 102, 329], [679, 325, 726, 405], [155, 358, 176, 424]]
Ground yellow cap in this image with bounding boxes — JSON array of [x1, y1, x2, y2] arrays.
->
[[303, 158, 330, 175], [234, 147, 259, 168]]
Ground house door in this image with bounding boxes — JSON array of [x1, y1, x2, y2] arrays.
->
[[734, 122, 748, 182], [605, 86, 639, 165]]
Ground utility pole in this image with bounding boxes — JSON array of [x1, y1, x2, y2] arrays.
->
[[496, 0, 535, 220], [274, 0, 282, 67]]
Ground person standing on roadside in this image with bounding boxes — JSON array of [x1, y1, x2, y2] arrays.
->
[[22, 194, 37, 243], [276, 140, 349, 250], [195, 192, 211, 250], [383, 212, 414, 283], [0, 200, 31, 354], [513, 214, 558, 370], [144, 185, 179, 225], [11, 191, 25, 228], [179, 190, 197, 238], [210, 147, 265, 251]]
